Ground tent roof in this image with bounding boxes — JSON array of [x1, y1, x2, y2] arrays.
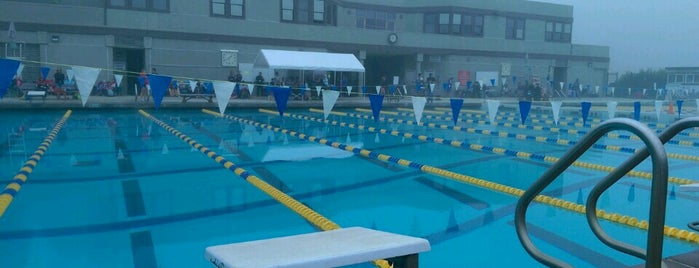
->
[[253, 49, 365, 72]]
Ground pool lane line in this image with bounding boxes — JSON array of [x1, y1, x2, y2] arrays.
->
[[137, 110, 392, 268], [0, 110, 72, 218], [390, 107, 699, 142], [353, 109, 699, 164], [301, 108, 695, 186], [204, 109, 699, 244]]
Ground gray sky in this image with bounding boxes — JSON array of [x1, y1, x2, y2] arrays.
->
[[535, 0, 699, 73]]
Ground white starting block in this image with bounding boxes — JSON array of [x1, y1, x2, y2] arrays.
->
[[679, 183, 699, 192], [205, 227, 431, 268], [25, 91, 47, 102]]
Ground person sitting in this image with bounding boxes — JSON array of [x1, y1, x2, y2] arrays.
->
[[238, 84, 250, 99], [168, 80, 179, 97]]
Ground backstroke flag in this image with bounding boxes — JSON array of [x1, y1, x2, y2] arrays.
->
[[73, 66, 101, 106], [315, 86, 322, 96], [16, 62, 24, 77], [677, 99, 684, 118], [347, 86, 352, 96], [633, 101, 641, 121], [550, 101, 562, 125], [654, 100, 663, 122], [0, 58, 20, 99], [375, 86, 381, 94], [519, 101, 532, 124], [114, 74, 123, 87], [40, 66, 50, 79], [607, 101, 617, 119], [486, 100, 500, 125], [581, 101, 591, 125], [148, 74, 172, 111], [66, 68, 74, 81], [369, 94, 384, 122], [450, 98, 464, 125], [322, 89, 340, 120], [273, 87, 291, 117], [411, 96, 427, 124], [247, 83, 255, 95], [188, 80, 197, 93], [213, 81, 235, 114]]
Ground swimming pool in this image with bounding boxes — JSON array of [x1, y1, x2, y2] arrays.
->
[[1, 105, 698, 267]]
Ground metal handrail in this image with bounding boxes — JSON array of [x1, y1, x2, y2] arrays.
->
[[514, 118, 669, 268], [586, 117, 699, 268]]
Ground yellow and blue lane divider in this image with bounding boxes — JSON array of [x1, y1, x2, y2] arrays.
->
[[409, 107, 699, 138], [305, 108, 695, 185], [204, 108, 699, 244], [358, 108, 699, 149], [345, 109, 699, 163], [138, 109, 390, 268], [0, 110, 72, 218]]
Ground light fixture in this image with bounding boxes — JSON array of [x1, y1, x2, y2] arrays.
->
[[51, 35, 60, 43]]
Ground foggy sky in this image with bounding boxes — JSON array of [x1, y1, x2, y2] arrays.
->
[[535, 0, 699, 73]]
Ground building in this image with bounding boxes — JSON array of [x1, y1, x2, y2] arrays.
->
[[665, 67, 699, 98], [0, 0, 609, 95]]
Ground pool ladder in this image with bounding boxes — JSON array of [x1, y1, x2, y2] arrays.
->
[[515, 117, 699, 268]]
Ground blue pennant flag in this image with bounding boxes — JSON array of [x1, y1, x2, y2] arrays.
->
[[368, 94, 384, 122], [148, 75, 172, 111], [450, 98, 464, 125], [633, 101, 641, 121], [677, 99, 684, 118], [0, 58, 21, 99], [519, 101, 532, 124], [466, 80, 472, 89], [273, 87, 291, 117], [40, 66, 50, 79], [490, 78, 496, 86], [512, 76, 517, 85], [581, 101, 592, 125], [361, 85, 367, 94], [137, 76, 145, 87]]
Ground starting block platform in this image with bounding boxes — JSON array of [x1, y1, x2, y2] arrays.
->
[[205, 227, 431, 268]]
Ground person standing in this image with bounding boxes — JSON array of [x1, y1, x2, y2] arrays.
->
[[139, 69, 150, 102], [54, 68, 66, 87]]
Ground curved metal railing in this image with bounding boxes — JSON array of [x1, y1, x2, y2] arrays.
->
[[513, 117, 699, 268]]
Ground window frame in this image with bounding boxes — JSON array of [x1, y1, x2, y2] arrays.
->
[[280, 0, 336, 25], [545, 21, 572, 43], [108, 0, 169, 12], [424, 12, 483, 37], [211, 0, 245, 18], [506, 17, 525, 40]]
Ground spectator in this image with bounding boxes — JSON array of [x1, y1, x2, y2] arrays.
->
[[54, 68, 66, 87]]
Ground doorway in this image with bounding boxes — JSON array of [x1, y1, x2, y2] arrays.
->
[[364, 55, 405, 87], [113, 48, 144, 95]]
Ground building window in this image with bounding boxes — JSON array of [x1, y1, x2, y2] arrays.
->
[[108, 0, 168, 11], [424, 13, 483, 37], [545, 21, 571, 42], [281, 0, 335, 25], [356, 9, 395, 31], [506, 17, 525, 40], [211, 0, 244, 18]]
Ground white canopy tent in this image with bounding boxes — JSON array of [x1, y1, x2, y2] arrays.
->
[[253, 49, 365, 88], [253, 49, 365, 72]]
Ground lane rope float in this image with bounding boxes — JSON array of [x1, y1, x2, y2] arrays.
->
[[0, 110, 73, 218], [138, 110, 390, 268], [305, 108, 695, 185], [204, 109, 699, 244]]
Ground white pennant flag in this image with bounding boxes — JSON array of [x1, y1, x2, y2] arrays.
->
[[486, 100, 500, 125], [213, 81, 235, 114], [643, 88, 647, 96], [114, 74, 123, 87], [375, 86, 381, 94], [346, 86, 353, 96], [579, 84, 583, 91], [72, 66, 101, 106], [501, 77, 507, 86], [402, 85, 407, 95], [559, 82, 564, 90], [454, 82, 460, 91], [628, 88, 631, 95], [610, 87, 615, 95], [247, 83, 255, 95], [411, 96, 427, 124], [429, 83, 435, 93], [188, 80, 198, 93], [655, 100, 663, 122], [66, 68, 74, 81], [321, 89, 340, 120], [16, 63, 24, 77], [595, 86, 599, 95], [607, 101, 617, 119], [315, 86, 322, 96], [550, 101, 562, 126]]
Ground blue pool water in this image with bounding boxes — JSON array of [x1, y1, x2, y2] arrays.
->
[[0, 106, 698, 267]]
